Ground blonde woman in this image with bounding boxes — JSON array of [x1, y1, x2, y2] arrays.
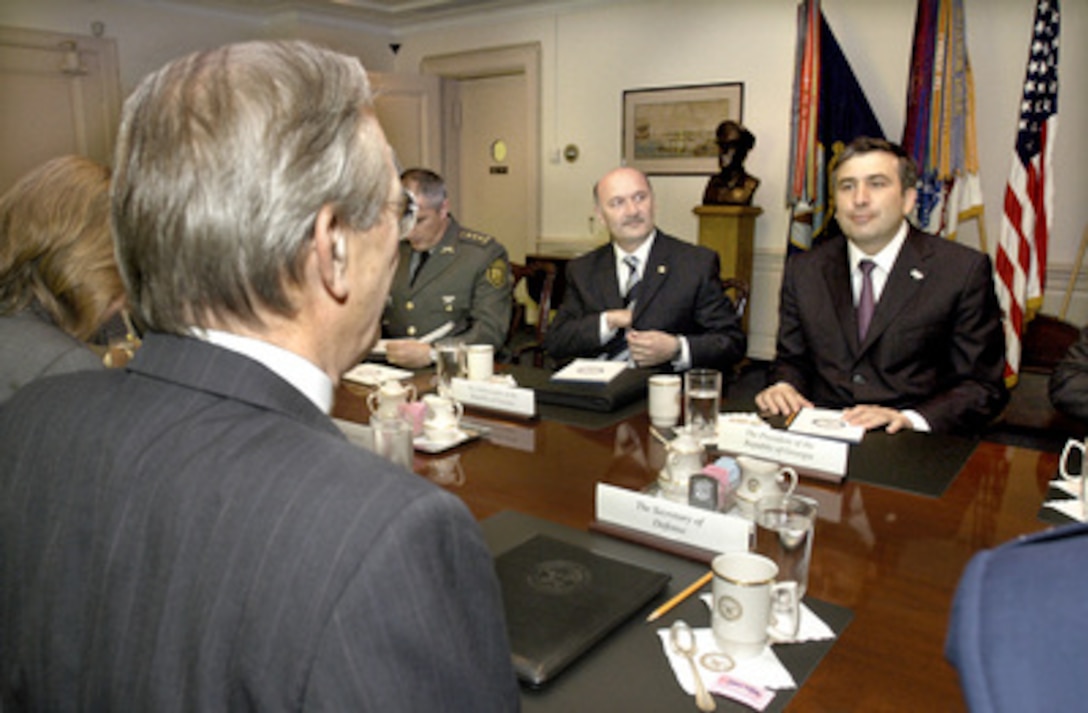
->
[[0, 155, 125, 402]]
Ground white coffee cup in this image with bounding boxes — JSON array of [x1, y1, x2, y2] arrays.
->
[[648, 374, 682, 429], [1059, 437, 1087, 514], [466, 344, 494, 381], [423, 393, 464, 442], [711, 551, 800, 659], [366, 380, 417, 422], [734, 456, 798, 512]]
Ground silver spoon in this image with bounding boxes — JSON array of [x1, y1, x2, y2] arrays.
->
[[670, 619, 716, 712]]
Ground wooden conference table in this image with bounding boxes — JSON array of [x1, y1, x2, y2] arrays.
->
[[332, 372, 1059, 712]]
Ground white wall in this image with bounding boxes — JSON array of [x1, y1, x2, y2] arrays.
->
[[393, 0, 1088, 355], [0, 0, 398, 97], [4, 0, 1086, 356]]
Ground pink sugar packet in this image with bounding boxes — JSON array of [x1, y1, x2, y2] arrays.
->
[[710, 673, 775, 711]]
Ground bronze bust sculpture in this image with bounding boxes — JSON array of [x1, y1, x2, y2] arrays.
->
[[702, 120, 760, 206]]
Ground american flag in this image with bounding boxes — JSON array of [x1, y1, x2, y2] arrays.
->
[[994, 0, 1060, 385]]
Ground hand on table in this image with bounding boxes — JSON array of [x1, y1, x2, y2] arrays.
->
[[755, 381, 813, 417], [385, 340, 433, 369], [842, 405, 914, 434]]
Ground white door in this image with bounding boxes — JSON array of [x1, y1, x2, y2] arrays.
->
[[370, 71, 441, 172], [455, 72, 529, 263], [0, 26, 120, 193]]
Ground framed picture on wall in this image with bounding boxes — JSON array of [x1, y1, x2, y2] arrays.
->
[[622, 82, 744, 175]]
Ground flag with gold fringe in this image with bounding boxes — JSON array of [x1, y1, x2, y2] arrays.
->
[[787, 0, 885, 254], [902, 0, 984, 241]]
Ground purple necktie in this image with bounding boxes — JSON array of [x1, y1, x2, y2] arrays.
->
[[857, 259, 876, 341]]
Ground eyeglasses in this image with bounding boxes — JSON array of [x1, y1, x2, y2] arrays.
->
[[395, 188, 419, 238]]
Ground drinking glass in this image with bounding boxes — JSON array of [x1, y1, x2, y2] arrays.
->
[[751, 493, 818, 598], [683, 368, 721, 441], [434, 340, 465, 397]]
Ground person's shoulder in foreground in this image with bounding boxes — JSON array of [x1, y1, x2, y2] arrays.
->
[[947, 522, 1088, 713], [0, 39, 517, 712]]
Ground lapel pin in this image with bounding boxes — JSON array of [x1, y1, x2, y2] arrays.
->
[[910, 268, 924, 281], [657, 265, 667, 275]]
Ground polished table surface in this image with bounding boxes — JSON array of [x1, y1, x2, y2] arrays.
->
[[333, 373, 1059, 712]]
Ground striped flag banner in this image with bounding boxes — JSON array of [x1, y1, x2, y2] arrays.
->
[[902, 0, 984, 241], [994, 0, 1060, 385]]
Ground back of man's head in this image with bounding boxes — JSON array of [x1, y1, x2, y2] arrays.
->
[[111, 40, 393, 334]]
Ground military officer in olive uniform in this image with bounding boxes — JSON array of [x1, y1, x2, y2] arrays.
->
[[383, 169, 511, 368]]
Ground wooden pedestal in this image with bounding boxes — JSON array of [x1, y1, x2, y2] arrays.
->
[[693, 204, 761, 330]]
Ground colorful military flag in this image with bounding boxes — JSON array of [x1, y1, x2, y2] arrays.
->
[[994, 0, 1060, 384], [901, 0, 984, 241], [787, 0, 885, 254]]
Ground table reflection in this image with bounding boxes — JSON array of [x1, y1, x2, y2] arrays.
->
[[332, 374, 1057, 712]]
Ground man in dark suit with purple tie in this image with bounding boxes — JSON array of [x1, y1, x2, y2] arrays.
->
[[756, 137, 1007, 434], [0, 41, 517, 711], [544, 166, 746, 372]]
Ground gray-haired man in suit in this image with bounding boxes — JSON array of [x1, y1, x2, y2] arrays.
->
[[0, 41, 518, 711]]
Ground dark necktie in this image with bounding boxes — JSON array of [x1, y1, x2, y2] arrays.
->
[[410, 250, 430, 286], [622, 255, 640, 306], [857, 259, 876, 341]]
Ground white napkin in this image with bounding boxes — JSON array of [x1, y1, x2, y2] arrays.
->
[[657, 626, 797, 693], [1044, 478, 1086, 521], [342, 363, 413, 386]]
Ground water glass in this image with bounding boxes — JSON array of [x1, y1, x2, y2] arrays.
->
[[683, 368, 721, 441], [371, 416, 414, 470], [434, 340, 465, 396], [751, 493, 818, 597]]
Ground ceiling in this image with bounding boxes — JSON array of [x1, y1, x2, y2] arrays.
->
[[155, 0, 597, 32]]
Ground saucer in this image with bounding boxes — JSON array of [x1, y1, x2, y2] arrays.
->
[[414, 427, 481, 454]]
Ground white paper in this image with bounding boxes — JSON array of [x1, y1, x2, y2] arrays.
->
[[657, 627, 796, 692], [717, 425, 848, 479], [788, 407, 865, 443], [595, 483, 751, 554], [450, 377, 536, 418], [342, 362, 414, 386], [550, 358, 627, 383]]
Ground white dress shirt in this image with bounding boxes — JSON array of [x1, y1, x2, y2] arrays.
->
[[195, 329, 335, 414]]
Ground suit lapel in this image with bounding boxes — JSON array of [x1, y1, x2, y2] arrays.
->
[[861, 230, 930, 349], [630, 232, 670, 321], [592, 245, 625, 311], [820, 239, 860, 353]]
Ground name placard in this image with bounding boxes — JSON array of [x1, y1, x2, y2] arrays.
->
[[595, 483, 751, 554], [717, 424, 848, 479], [450, 377, 536, 418]]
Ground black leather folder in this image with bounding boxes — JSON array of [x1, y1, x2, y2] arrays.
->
[[507, 364, 651, 413], [495, 534, 670, 687]]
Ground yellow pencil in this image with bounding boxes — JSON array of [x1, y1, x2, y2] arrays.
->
[[645, 570, 713, 623]]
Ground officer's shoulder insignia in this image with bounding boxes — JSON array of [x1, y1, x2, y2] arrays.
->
[[486, 258, 508, 288], [458, 228, 495, 247]]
